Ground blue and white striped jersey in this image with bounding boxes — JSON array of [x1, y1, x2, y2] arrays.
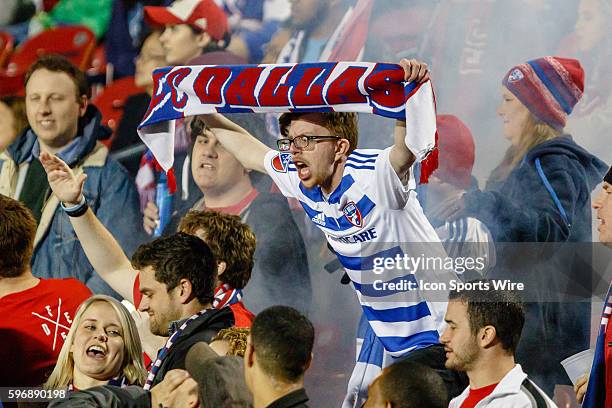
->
[[265, 146, 454, 357]]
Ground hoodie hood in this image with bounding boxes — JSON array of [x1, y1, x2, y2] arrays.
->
[[525, 135, 609, 191], [7, 105, 110, 167]]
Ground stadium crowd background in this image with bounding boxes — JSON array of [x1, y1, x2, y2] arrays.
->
[[0, 0, 611, 407]]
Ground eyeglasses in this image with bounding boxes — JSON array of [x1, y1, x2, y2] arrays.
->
[[277, 135, 339, 152]]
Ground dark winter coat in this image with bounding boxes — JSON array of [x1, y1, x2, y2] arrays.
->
[[462, 135, 608, 390]]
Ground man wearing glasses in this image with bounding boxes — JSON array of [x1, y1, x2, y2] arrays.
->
[[200, 59, 464, 406]]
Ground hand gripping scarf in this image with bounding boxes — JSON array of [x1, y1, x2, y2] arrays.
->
[[137, 61, 439, 183]]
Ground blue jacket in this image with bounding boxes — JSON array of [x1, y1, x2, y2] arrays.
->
[[0, 106, 145, 296], [464, 135, 607, 243]]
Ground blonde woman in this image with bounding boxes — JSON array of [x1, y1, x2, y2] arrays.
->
[[45, 295, 146, 390], [441, 56, 607, 397]]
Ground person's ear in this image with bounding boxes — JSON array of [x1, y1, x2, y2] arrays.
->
[[304, 352, 314, 371], [177, 278, 194, 304], [336, 138, 351, 158], [480, 325, 497, 348], [217, 261, 227, 277], [77, 95, 88, 117], [195, 31, 212, 49], [245, 335, 255, 368]]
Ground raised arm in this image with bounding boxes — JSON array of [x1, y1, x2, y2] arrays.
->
[[389, 59, 431, 182], [39, 152, 137, 302], [198, 113, 272, 174]]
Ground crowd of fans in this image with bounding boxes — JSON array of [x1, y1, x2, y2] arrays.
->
[[0, 0, 611, 407]]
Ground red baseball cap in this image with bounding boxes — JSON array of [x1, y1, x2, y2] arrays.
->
[[144, 0, 229, 41]]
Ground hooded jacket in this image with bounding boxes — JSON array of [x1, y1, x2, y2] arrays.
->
[[463, 135, 607, 243], [461, 135, 608, 389], [0, 106, 144, 296]]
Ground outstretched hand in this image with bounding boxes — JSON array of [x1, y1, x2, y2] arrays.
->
[[399, 58, 431, 83], [39, 151, 86, 205]]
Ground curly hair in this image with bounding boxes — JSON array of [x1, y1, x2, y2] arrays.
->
[[178, 210, 256, 289], [211, 327, 250, 357]]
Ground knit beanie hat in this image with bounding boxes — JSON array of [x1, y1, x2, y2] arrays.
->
[[433, 115, 475, 189], [502, 56, 584, 130]]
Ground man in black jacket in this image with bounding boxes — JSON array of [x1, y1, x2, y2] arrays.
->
[[131, 232, 234, 389]]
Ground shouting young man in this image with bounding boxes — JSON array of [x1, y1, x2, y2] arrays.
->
[[199, 59, 462, 405]]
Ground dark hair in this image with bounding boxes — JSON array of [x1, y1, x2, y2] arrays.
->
[[251, 306, 315, 382], [448, 280, 525, 354], [178, 210, 256, 289], [24, 54, 89, 98], [0, 96, 28, 136], [0, 194, 37, 277], [131, 232, 216, 304], [278, 112, 359, 152], [376, 361, 447, 408]]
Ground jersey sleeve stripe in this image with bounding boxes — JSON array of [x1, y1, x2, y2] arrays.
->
[[351, 151, 380, 158], [347, 156, 377, 164]]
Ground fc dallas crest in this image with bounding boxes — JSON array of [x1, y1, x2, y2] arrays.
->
[[342, 201, 363, 227], [271, 153, 292, 173]]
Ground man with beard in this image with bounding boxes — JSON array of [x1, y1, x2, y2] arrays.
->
[[132, 232, 234, 389], [441, 282, 557, 407]]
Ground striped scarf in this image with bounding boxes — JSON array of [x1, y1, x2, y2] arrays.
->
[[137, 61, 439, 184], [143, 309, 208, 390], [212, 283, 243, 310], [582, 283, 612, 408]]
